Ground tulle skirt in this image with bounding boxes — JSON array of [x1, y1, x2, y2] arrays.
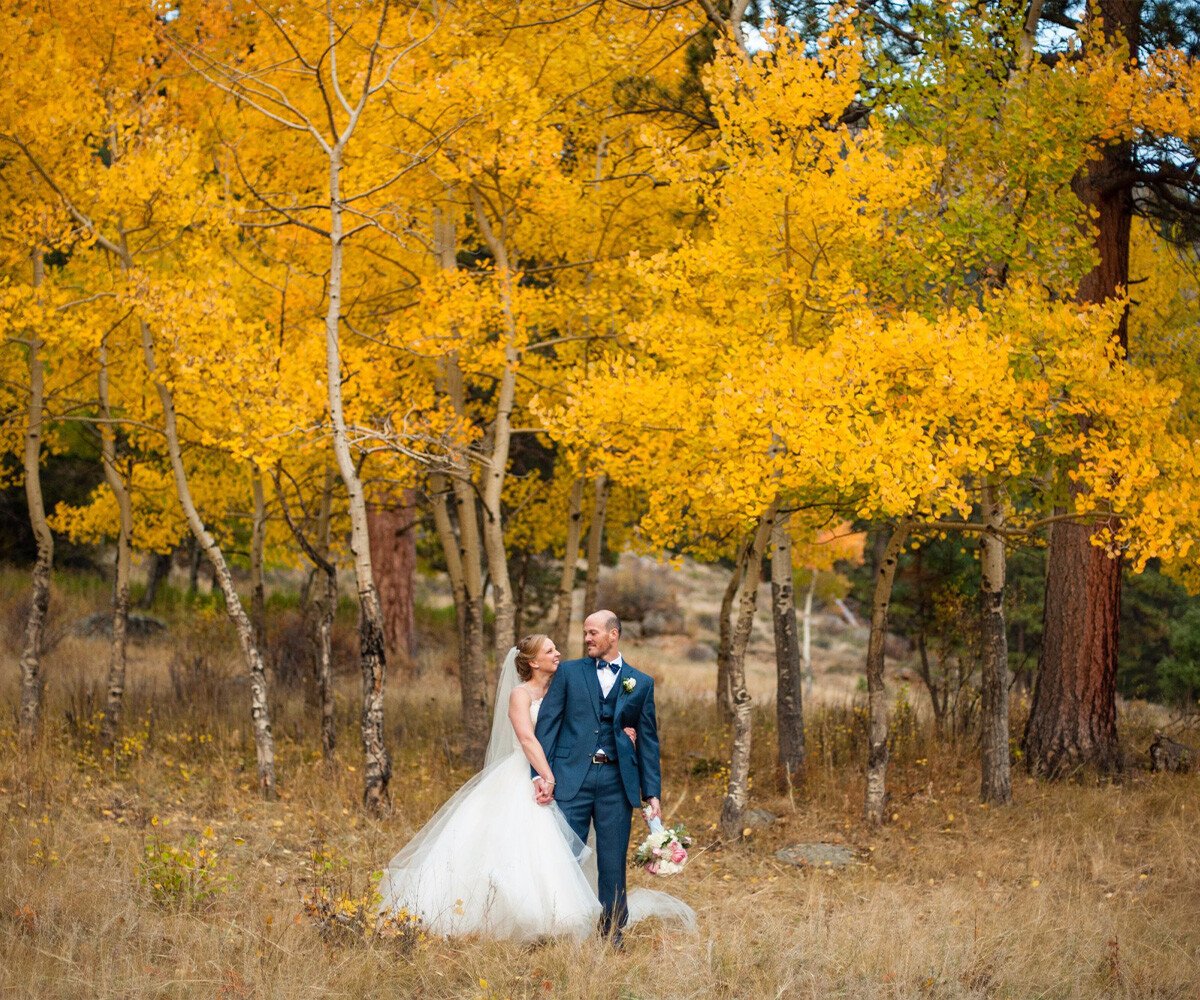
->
[[377, 750, 602, 941]]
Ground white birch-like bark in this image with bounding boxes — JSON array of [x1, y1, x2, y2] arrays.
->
[[140, 317, 277, 797], [719, 501, 778, 839], [19, 250, 51, 745], [98, 330, 133, 746], [325, 147, 390, 810], [250, 468, 268, 652], [979, 480, 1013, 805], [864, 520, 911, 825]]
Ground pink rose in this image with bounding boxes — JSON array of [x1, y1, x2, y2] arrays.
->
[[652, 847, 663, 857], [645, 862, 659, 874], [671, 849, 687, 864]]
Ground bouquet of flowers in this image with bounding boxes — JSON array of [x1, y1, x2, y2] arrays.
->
[[634, 809, 692, 876]]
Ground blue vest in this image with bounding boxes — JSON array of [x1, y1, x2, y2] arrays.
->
[[597, 681, 618, 756]]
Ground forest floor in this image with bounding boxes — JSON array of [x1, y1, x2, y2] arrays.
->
[[1, 566, 1197, 999]]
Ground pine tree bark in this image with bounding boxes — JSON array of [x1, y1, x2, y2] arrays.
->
[[719, 501, 778, 839], [979, 482, 1013, 805], [771, 514, 805, 796], [19, 250, 51, 746], [1024, 0, 1138, 779], [553, 477, 585, 649], [366, 491, 417, 671], [582, 473, 610, 653], [864, 520, 910, 826], [98, 330, 133, 746]]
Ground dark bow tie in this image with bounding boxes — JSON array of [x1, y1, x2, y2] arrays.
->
[[597, 659, 617, 672]]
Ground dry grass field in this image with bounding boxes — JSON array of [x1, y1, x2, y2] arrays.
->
[[2, 568, 1198, 999]]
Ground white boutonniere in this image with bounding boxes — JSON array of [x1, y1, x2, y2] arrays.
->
[[622, 677, 636, 693]]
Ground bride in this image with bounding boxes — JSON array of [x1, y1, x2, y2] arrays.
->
[[376, 633, 695, 942]]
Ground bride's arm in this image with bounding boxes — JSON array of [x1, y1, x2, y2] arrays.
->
[[509, 688, 554, 786]]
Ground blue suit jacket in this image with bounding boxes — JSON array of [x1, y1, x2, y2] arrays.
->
[[534, 656, 661, 809]]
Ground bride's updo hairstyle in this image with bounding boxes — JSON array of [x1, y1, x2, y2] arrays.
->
[[514, 634, 549, 681]]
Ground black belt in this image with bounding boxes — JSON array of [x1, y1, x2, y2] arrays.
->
[[590, 751, 616, 765]]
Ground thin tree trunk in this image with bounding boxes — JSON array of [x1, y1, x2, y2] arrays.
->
[[429, 469, 467, 655], [771, 514, 805, 797], [582, 473, 610, 652], [366, 491, 417, 671], [140, 317, 276, 798], [98, 330, 133, 746], [1025, 0, 1137, 779], [801, 569, 815, 697], [187, 538, 201, 597], [19, 250, 51, 746], [864, 520, 911, 826], [719, 502, 778, 840], [275, 466, 337, 760], [139, 550, 171, 608], [553, 477, 585, 649], [717, 537, 751, 724], [468, 186, 520, 671], [979, 481, 1012, 805], [432, 205, 488, 762], [326, 150, 390, 812], [250, 468, 268, 652]]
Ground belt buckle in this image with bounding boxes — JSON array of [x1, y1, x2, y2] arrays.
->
[[591, 751, 610, 765]]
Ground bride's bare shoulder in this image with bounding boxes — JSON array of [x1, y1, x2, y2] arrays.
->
[[509, 684, 533, 706]]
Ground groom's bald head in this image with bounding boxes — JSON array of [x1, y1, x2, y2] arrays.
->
[[583, 610, 622, 659]]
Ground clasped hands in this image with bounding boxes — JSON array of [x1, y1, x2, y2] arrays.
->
[[534, 726, 638, 805]]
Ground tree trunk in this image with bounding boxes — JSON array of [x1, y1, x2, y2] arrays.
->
[[326, 151, 390, 812], [1023, 516, 1123, 776], [187, 538, 201, 597], [140, 317, 277, 798], [864, 520, 910, 826], [771, 514, 805, 797], [19, 250, 51, 746], [468, 186, 519, 669], [716, 537, 750, 724], [98, 330, 133, 746], [432, 205, 490, 762], [366, 491, 418, 671], [250, 468, 268, 653], [979, 482, 1013, 805], [719, 501, 778, 840], [139, 550, 171, 609], [582, 473, 610, 652], [553, 477, 585, 649], [1025, 0, 1137, 779], [429, 469, 467, 652], [801, 569, 815, 697], [275, 465, 337, 760], [451, 472, 490, 763]]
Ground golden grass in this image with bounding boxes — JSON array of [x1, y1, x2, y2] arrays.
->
[[1, 580, 1197, 998]]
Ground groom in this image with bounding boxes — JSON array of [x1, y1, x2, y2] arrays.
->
[[533, 610, 662, 944]]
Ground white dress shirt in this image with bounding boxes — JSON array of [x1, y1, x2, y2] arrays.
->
[[597, 653, 623, 698]]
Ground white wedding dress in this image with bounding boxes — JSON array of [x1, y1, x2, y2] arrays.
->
[[377, 651, 696, 942], [377, 695, 602, 941]]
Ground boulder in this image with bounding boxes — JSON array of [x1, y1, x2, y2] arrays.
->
[[775, 842, 860, 868]]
